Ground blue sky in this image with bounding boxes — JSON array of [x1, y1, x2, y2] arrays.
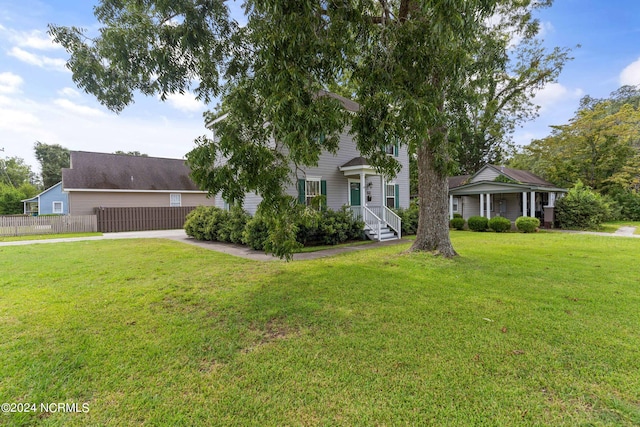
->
[[1, 1, 639, 174]]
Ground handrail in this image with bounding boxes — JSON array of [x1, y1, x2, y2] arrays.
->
[[383, 206, 402, 239], [361, 206, 382, 241]]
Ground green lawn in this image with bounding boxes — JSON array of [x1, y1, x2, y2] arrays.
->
[[0, 232, 102, 242], [1, 233, 639, 426]]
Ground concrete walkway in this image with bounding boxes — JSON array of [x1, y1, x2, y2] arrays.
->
[[551, 226, 639, 238], [0, 229, 408, 261]]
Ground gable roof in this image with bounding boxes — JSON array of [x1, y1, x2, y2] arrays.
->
[[21, 181, 63, 202], [448, 164, 567, 194], [62, 151, 202, 192]]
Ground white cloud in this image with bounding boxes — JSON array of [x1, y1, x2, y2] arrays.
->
[[18, 30, 60, 50], [7, 47, 68, 72], [0, 72, 24, 94], [533, 83, 584, 112], [53, 98, 106, 118], [163, 92, 205, 113], [58, 87, 81, 98], [620, 57, 640, 86]]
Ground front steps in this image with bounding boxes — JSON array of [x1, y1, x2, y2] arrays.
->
[[364, 224, 399, 241]]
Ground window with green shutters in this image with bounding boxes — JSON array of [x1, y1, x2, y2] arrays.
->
[[298, 178, 327, 210]]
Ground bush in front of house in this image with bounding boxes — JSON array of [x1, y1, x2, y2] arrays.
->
[[218, 206, 251, 243], [394, 201, 419, 235], [184, 206, 214, 240], [243, 214, 270, 250], [555, 181, 612, 230], [190, 205, 365, 249], [488, 216, 512, 232], [515, 216, 540, 233], [449, 217, 466, 230], [467, 216, 488, 232]]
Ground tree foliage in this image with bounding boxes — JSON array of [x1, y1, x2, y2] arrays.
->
[[510, 86, 640, 192], [50, 0, 560, 258], [34, 142, 70, 189], [0, 156, 38, 187], [0, 183, 38, 215]]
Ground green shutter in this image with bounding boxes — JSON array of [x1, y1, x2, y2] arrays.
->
[[298, 179, 305, 204], [395, 184, 400, 209], [321, 180, 327, 211], [394, 140, 400, 157]]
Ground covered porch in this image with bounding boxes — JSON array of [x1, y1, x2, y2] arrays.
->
[[339, 157, 401, 241], [449, 182, 567, 227]]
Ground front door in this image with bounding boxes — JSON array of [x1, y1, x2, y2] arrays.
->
[[350, 182, 361, 206]]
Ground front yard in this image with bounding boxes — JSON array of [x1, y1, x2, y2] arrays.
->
[[1, 233, 638, 425]]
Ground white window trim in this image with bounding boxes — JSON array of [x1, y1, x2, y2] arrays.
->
[[452, 197, 459, 213], [385, 183, 396, 208], [385, 144, 396, 156], [52, 201, 63, 214], [305, 177, 322, 207], [170, 193, 182, 207]]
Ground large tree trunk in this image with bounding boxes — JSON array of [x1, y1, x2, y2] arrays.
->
[[409, 140, 457, 257]]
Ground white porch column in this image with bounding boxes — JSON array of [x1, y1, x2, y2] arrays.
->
[[522, 192, 527, 217], [530, 191, 535, 217], [360, 172, 366, 207], [486, 194, 491, 220], [479, 194, 485, 217], [449, 195, 454, 219], [381, 175, 386, 222]]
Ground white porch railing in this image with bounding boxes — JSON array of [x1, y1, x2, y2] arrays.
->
[[383, 206, 402, 239], [349, 206, 402, 241]]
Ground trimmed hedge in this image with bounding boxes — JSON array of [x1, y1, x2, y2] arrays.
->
[[488, 216, 511, 232], [449, 217, 466, 230], [467, 216, 488, 232], [515, 216, 540, 233], [187, 205, 365, 249]]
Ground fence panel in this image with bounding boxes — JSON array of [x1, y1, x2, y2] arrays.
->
[[94, 206, 196, 233], [0, 215, 98, 237]]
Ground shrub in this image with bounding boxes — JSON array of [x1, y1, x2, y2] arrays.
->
[[449, 217, 465, 230], [515, 216, 540, 233], [608, 189, 640, 221], [394, 201, 419, 235], [220, 206, 250, 243], [555, 181, 612, 230], [488, 216, 511, 232], [184, 206, 213, 240], [243, 214, 270, 250], [467, 216, 488, 232]]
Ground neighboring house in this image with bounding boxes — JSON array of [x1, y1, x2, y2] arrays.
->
[[61, 151, 215, 215], [211, 92, 410, 241], [448, 164, 568, 227], [21, 182, 69, 215]]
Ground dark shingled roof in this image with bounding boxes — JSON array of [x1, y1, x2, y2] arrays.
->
[[62, 151, 201, 191], [491, 165, 555, 187], [340, 156, 370, 168], [448, 175, 471, 189]]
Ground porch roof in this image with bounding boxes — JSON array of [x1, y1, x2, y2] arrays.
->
[[338, 156, 379, 176], [449, 180, 567, 196]]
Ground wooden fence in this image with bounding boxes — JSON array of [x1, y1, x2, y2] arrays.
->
[[94, 206, 196, 233], [0, 215, 98, 237]]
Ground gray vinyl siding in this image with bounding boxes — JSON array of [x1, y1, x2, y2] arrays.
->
[[471, 167, 500, 183], [282, 129, 410, 211], [458, 193, 525, 221], [68, 192, 215, 216], [225, 128, 410, 214]]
